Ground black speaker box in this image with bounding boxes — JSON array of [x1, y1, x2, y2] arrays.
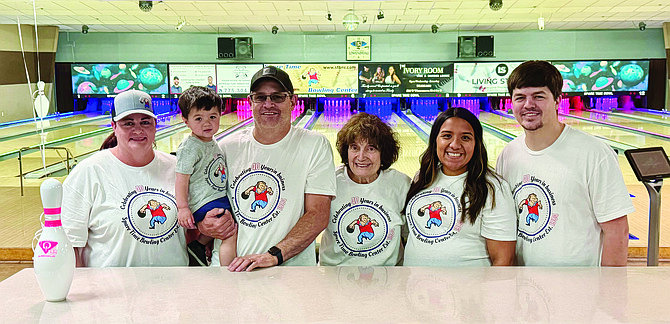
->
[[217, 37, 236, 59], [476, 36, 494, 57], [217, 37, 253, 59], [458, 36, 476, 58]]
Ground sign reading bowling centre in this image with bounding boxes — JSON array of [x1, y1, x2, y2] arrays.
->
[[270, 64, 358, 97], [358, 63, 454, 97], [453, 62, 522, 96]]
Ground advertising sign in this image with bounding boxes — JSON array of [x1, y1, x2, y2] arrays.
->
[[552, 60, 649, 95], [270, 64, 358, 96], [72, 63, 168, 96], [216, 64, 263, 95], [358, 63, 454, 97], [168, 64, 217, 94], [346, 36, 371, 61], [453, 62, 522, 95]]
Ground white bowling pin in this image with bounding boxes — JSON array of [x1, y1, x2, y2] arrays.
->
[[34, 178, 75, 302]]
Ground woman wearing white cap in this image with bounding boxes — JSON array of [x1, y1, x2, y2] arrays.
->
[[61, 90, 202, 267]]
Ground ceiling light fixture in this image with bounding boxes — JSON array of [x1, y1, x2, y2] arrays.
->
[[272, 25, 278, 34], [139, 1, 153, 12], [538, 17, 545, 30], [326, 11, 332, 21], [362, 15, 368, 24], [81, 25, 89, 34], [431, 24, 438, 34], [377, 10, 384, 20], [489, 0, 503, 11], [639, 21, 646, 31], [342, 11, 360, 31]]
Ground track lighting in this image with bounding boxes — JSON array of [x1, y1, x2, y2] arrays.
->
[[431, 24, 438, 34], [81, 25, 89, 34], [377, 10, 384, 20], [489, 0, 503, 11], [272, 25, 278, 34], [326, 12, 332, 21], [639, 22, 646, 31], [139, 1, 153, 12]]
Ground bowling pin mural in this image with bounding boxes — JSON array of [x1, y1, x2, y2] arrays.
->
[[33, 178, 75, 302]]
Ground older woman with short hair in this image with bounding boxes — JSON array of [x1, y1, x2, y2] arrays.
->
[[319, 112, 411, 266]]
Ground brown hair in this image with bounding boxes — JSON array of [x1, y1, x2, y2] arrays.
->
[[178, 86, 222, 119], [336, 112, 399, 171], [405, 108, 500, 224], [507, 60, 563, 101]]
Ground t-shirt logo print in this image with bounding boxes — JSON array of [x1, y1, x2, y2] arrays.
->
[[232, 164, 283, 225], [513, 174, 555, 240], [205, 154, 227, 191], [406, 191, 459, 240], [138, 199, 170, 229], [336, 200, 389, 255]]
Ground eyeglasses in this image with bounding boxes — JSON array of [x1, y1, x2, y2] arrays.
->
[[248, 93, 291, 103]]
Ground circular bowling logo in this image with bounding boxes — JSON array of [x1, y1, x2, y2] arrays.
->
[[514, 183, 552, 237], [406, 191, 458, 239], [233, 171, 281, 223], [336, 204, 389, 254]]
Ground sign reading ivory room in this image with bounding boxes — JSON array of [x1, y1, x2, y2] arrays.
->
[[346, 36, 371, 61]]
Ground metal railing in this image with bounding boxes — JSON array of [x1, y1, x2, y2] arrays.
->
[[18, 146, 75, 196]]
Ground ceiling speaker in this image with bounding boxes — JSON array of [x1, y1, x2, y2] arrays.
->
[[458, 36, 476, 58]]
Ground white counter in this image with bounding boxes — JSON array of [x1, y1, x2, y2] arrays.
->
[[2, 266, 670, 323]]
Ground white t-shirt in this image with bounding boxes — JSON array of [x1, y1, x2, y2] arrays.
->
[[495, 124, 635, 266], [404, 172, 517, 267], [175, 135, 228, 212], [320, 166, 411, 266], [61, 150, 188, 267], [214, 126, 337, 266]]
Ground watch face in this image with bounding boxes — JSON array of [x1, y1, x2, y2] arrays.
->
[[268, 246, 281, 255]]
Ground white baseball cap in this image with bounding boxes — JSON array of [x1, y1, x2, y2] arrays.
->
[[112, 90, 156, 121]]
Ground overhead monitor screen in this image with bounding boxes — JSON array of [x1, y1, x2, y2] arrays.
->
[[270, 64, 358, 96], [453, 62, 522, 95], [552, 60, 649, 94], [72, 63, 168, 95], [359, 63, 454, 97], [168, 64, 217, 94], [216, 64, 263, 94]]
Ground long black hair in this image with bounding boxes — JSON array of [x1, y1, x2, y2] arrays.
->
[[405, 107, 500, 224]]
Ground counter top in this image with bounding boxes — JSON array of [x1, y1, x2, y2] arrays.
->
[[2, 266, 670, 323]]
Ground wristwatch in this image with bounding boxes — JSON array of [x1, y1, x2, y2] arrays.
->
[[268, 246, 283, 265]]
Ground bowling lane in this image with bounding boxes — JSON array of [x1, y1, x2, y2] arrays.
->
[[567, 110, 670, 138], [310, 109, 423, 178], [0, 113, 106, 139], [156, 112, 245, 154], [0, 113, 183, 159], [484, 111, 670, 155], [611, 110, 670, 125]]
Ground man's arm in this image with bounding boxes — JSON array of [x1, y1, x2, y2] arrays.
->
[[228, 193, 331, 272], [600, 215, 629, 266]]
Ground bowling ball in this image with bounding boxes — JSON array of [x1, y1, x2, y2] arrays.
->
[[417, 209, 425, 217], [138, 67, 164, 90], [241, 192, 250, 199], [518, 207, 523, 214], [346, 225, 355, 233], [619, 64, 644, 86], [138, 210, 146, 218]]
